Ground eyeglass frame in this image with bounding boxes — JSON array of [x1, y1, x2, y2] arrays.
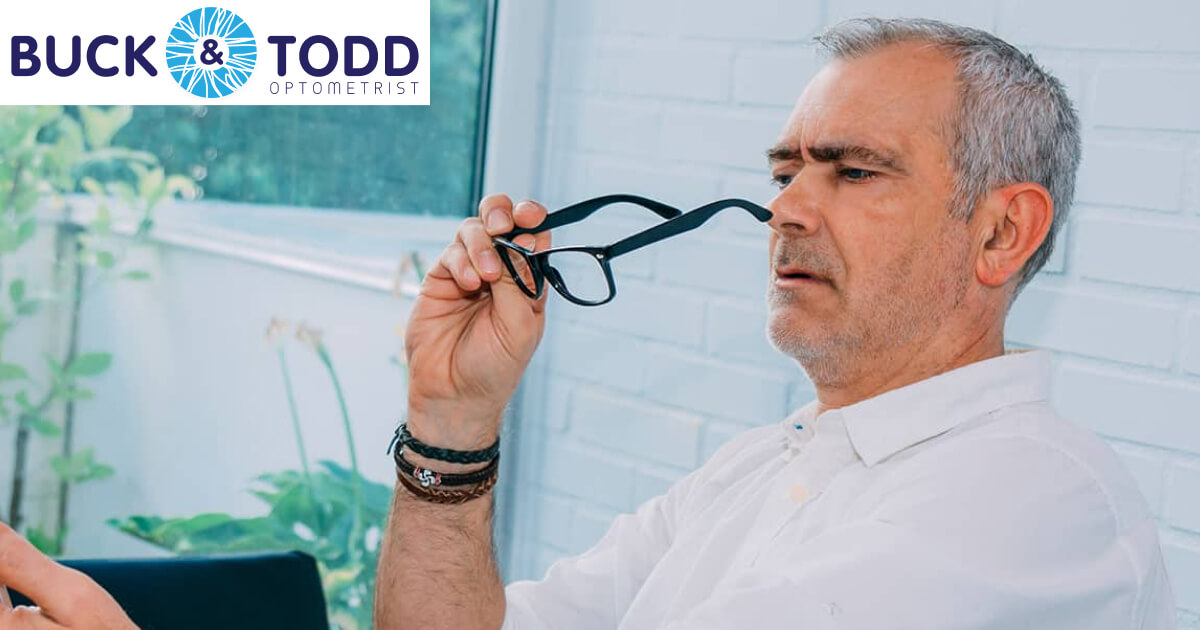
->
[[492, 194, 773, 306]]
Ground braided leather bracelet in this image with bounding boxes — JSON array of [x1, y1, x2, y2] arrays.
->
[[389, 422, 500, 465], [397, 465, 498, 504], [394, 449, 499, 488]]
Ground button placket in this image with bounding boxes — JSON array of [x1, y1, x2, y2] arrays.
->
[[739, 412, 857, 568]]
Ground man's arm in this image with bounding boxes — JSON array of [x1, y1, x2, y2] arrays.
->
[[374, 422, 504, 630], [373, 193, 550, 630]]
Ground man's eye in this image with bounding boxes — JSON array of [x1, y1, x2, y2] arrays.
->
[[771, 174, 794, 189], [838, 168, 877, 182]]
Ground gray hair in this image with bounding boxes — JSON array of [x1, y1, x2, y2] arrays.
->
[[815, 17, 1081, 294]]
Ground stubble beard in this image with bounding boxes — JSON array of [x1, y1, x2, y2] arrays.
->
[[767, 233, 971, 389]]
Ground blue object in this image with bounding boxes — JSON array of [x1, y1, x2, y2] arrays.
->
[[11, 551, 328, 630]]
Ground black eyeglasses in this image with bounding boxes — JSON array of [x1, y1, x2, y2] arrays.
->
[[492, 194, 773, 306]]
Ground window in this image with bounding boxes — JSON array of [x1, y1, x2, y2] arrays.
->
[[115, 0, 494, 217]]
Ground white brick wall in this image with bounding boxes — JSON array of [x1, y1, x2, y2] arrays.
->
[[504, 0, 1200, 622]]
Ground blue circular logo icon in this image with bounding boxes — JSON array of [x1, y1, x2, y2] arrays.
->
[[166, 7, 256, 98]]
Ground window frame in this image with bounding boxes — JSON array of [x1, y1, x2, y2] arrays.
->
[[62, 0, 544, 299]]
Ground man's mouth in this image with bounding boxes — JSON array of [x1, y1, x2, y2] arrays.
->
[[774, 267, 831, 286]]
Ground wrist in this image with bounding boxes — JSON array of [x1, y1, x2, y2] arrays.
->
[[405, 405, 503, 452]]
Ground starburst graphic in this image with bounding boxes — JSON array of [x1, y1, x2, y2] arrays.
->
[[165, 7, 257, 99]]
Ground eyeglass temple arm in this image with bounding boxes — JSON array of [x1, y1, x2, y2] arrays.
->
[[501, 194, 682, 238], [605, 199, 773, 259]]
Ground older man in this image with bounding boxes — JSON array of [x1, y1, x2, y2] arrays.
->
[[0, 17, 1176, 630], [377, 16, 1176, 630]]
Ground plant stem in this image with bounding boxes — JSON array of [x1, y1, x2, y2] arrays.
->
[[53, 222, 86, 548], [7, 421, 30, 531], [7, 388, 58, 532], [3, 156, 24, 216], [316, 345, 364, 559], [4, 157, 28, 531], [276, 345, 321, 528]]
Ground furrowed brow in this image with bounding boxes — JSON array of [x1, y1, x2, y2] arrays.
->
[[809, 144, 907, 173], [766, 145, 801, 165]]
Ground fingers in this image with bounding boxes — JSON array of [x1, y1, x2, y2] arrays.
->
[[0, 523, 132, 630], [0, 525, 64, 615], [1, 605, 67, 630], [513, 201, 552, 256], [511, 200, 547, 231], [459, 219, 504, 283], [424, 194, 555, 309], [438, 242, 481, 293], [479, 193, 515, 234]]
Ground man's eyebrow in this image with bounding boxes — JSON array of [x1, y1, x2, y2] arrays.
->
[[766, 143, 908, 173]]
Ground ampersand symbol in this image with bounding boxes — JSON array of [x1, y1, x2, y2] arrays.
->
[[199, 39, 224, 65]]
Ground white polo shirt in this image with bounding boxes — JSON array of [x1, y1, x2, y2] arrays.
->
[[503, 350, 1177, 629]]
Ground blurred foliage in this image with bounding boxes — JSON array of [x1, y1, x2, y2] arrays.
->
[[110, 0, 489, 217], [111, 461, 392, 630], [0, 104, 194, 554], [111, 317, 413, 630]]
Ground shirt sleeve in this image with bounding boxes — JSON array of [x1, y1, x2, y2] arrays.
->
[[501, 426, 779, 630], [502, 492, 676, 630], [661, 435, 1166, 630]]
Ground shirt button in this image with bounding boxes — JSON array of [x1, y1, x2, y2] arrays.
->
[[789, 484, 810, 503]]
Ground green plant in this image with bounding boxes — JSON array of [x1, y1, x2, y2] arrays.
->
[[110, 318, 409, 630], [0, 105, 192, 554]]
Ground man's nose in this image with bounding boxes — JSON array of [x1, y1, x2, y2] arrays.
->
[[767, 177, 823, 236]]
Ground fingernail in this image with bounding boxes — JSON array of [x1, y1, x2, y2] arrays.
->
[[487, 210, 508, 232], [480, 250, 501, 275]]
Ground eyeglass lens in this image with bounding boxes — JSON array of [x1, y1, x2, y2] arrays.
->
[[544, 250, 611, 303]]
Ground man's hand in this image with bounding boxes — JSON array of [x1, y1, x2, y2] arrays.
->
[[0, 522, 135, 629], [403, 194, 551, 449]]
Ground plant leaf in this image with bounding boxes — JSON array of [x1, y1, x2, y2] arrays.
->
[[24, 525, 62, 556], [0, 363, 29, 381], [16, 218, 35, 248], [27, 416, 61, 437], [80, 176, 105, 197], [59, 387, 95, 401], [67, 352, 112, 378], [121, 270, 152, 281], [50, 448, 114, 483], [8, 279, 26, 304]]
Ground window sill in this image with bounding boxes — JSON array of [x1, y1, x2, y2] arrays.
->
[[38, 196, 460, 297]]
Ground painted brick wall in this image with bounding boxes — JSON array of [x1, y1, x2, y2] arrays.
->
[[503, 1, 1200, 623]]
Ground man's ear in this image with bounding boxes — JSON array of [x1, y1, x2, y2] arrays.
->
[[973, 182, 1054, 288]]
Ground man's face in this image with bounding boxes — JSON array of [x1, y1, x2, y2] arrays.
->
[[766, 42, 974, 385]]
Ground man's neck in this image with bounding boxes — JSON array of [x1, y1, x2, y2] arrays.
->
[[811, 323, 1005, 415]]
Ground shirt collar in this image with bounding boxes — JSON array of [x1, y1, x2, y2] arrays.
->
[[830, 350, 1052, 467]]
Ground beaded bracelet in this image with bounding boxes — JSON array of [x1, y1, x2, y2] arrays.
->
[[387, 422, 500, 465], [394, 449, 499, 488]]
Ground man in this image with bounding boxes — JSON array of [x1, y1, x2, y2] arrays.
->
[[376, 16, 1176, 630], [0, 17, 1177, 630]]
